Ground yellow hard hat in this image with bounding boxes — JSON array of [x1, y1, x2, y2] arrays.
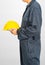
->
[[3, 20, 20, 31]]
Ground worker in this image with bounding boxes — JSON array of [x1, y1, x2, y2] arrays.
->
[[10, 0, 42, 65]]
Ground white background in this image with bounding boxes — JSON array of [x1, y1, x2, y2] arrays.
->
[[0, 0, 45, 65]]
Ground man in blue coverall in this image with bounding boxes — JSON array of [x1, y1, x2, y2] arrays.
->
[[10, 0, 42, 65]]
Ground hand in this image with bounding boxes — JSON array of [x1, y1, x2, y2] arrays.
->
[[9, 28, 17, 35]]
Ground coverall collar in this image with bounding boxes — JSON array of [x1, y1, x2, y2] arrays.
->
[[23, 0, 35, 16], [27, 0, 35, 7]]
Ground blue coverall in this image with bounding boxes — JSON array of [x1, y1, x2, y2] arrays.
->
[[17, 0, 42, 65]]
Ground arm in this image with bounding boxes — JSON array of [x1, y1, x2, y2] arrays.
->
[[25, 7, 42, 37], [17, 7, 42, 40]]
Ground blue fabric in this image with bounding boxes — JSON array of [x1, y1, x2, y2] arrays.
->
[[17, 0, 42, 65], [17, 0, 42, 40]]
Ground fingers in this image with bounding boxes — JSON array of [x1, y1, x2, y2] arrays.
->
[[9, 28, 14, 31], [9, 28, 17, 35], [9, 29, 13, 34]]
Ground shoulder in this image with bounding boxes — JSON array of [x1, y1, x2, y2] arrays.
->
[[33, 1, 41, 9], [29, 1, 42, 13]]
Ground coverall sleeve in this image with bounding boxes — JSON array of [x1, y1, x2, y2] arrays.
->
[[25, 7, 42, 37], [17, 7, 42, 40]]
